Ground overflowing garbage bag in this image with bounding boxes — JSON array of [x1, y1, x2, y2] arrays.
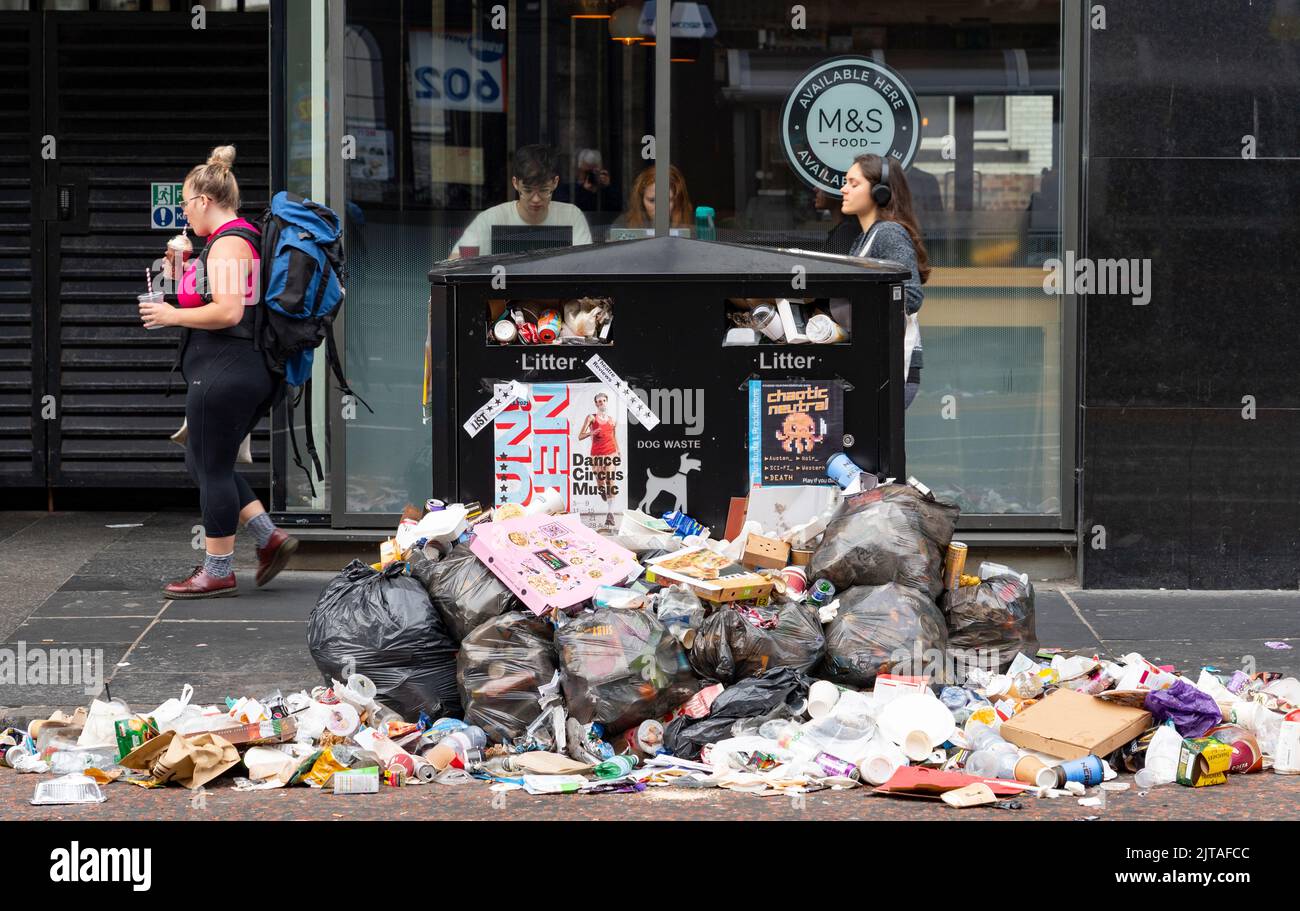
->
[[820, 582, 949, 687], [409, 544, 523, 643], [457, 612, 558, 744], [689, 603, 826, 683], [940, 574, 1037, 666], [308, 560, 461, 719], [809, 483, 960, 598], [664, 667, 813, 760], [557, 607, 702, 733]]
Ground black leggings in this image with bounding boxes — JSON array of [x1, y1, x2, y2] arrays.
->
[[182, 331, 277, 538]]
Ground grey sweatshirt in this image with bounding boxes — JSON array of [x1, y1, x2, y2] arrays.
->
[[850, 219, 923, 371]]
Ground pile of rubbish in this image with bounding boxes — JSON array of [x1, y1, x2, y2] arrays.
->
[[7, 473, 1299, 807]]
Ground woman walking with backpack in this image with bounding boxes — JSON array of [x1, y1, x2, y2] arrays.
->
[[139, 144, 298, 598]]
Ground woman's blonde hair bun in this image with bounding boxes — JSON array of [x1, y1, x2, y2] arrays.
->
[[207, 145, 237, 169]]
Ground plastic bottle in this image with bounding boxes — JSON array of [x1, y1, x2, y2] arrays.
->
[[967, 721, 1016, 753], [1133, 767, 1165, 790], [694, 206, 717, 241], [1011, 671, 1044, 700], [965, 750, 1001, 778]]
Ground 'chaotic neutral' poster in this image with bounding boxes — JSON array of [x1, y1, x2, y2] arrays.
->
[[494, 382, 628, 528], [747, 380, 843, 487]]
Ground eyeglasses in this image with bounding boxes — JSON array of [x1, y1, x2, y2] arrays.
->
[[515, 182, 556, 200], [183, 194, 206, 208]]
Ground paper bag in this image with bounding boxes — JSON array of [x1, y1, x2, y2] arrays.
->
[[119, 730, 239, 789]]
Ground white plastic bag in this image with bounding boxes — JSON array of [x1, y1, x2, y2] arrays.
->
[[1143, 722, 1182, 785], [148, 684, 194, 729], [76, 698, 130, 749]]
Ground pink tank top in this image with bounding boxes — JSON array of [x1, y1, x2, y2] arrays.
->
[[177, 218, 261, 308]]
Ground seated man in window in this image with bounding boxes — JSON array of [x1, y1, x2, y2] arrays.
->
[[448, 144, 593, 258]]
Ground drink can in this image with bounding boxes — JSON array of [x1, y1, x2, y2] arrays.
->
[[813, 752, 859, 780], [537, 309, 561, 342], [809, 579, 836, 606], [943, 542, 968, 591], [826, 452, 863, 489], [517, 321, 539, 344]]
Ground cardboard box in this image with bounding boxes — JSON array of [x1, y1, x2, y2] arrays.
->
[[999, 688, 1152, 760], [740, 533, 790, 570], [644, 547, 775, 603], [1176, 737, 1231, 787]]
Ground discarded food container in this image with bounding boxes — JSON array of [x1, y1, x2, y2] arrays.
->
[[333, 766, 381, 795], [1175, 737, 1232, 787], [1272, 709, 1300, 775]]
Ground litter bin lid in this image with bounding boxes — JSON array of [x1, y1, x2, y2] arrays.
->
[[428, 235, 910, 285]]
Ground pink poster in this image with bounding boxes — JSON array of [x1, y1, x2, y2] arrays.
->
[[468, 513, 640, 615]]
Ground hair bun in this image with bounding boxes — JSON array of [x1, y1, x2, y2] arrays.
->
[[207, 144, 237, 169]]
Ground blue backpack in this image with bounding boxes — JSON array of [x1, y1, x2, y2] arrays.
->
[[216, 191, 372, 494]]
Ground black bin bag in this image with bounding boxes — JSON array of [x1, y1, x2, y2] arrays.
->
[[941, 575, 1037, 668], [409, 544, 522, 643], [664, 667, 814, 760], [809, 483, 960, 599], [308, 560, 461, 720], [819, 582, 949, 688], [689, 603, 825, 683], [457, 612, 557, 744], [557, 607, 701, 734]]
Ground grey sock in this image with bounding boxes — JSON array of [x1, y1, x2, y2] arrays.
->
[[246, 513, 277, 548], [204, 551, 235, 579]]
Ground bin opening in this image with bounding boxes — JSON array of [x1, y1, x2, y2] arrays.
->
[[487, 297, 614, 346], [723, 297, 852, 346]]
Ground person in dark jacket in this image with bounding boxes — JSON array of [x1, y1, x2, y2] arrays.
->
[[840, 153, 932, 409]]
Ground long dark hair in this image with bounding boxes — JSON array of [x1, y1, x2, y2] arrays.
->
[[852, 153, 930, 284]]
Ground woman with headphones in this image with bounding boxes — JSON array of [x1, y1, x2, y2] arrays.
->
[[840, 153, 931, 409], [139, 145, 298, 598]]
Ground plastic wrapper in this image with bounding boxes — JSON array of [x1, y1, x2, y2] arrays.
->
[[654, 585, 707, 646], [1144, 680, 1223, 739], [664, 667, 813, 760], [557, 607, 702, 734], [940, 575, 1037, 667], [819, 583, 949, 688], [809, 484, 959, 598], [689, 603, 826, 683], [457, 612, 557, 744], [409, 544, 522, 643], [308, 560, 461, 721]]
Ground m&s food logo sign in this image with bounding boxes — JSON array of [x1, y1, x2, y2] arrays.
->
[[781, 57, 920, 196]]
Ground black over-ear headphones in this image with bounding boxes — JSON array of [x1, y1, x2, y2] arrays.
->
[[871, 157, 893, 207]]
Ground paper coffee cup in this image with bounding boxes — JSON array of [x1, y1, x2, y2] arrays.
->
[[903, 730, 933, 762], [1014, 754, 1058, 788], [807, 680, 840, 720], [860, 749, 904, 786]]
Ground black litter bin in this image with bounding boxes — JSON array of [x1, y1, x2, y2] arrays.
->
[[427, 236, 908, 532]]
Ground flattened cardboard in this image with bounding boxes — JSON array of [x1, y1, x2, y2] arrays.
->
[[872, 766, 1030, 799], [999, 688, 1152, 760]]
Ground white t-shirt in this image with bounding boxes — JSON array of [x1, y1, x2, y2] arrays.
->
[[451, 200, 592, 256]]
